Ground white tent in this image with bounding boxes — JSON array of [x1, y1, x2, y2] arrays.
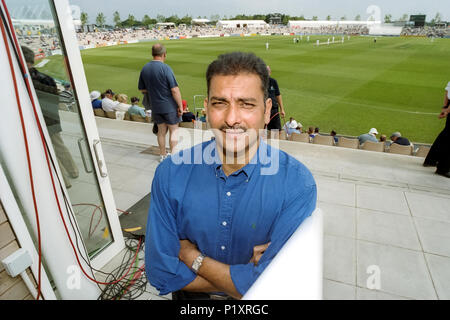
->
[[156, 22, 175, 29], [216, 20, 268, 29], [288, 20, 381, 28], [192, 18, 211, 25]]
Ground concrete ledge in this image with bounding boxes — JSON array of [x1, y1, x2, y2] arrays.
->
[[91, 116, 450, 195]]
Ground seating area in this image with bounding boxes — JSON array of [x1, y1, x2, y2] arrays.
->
[[94, 109, 152, 123], [93, 109, 213, 130], [269, 131, 431, 158]]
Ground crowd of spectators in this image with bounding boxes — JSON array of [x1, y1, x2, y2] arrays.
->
[[280, 116, 415, 151], [400, 26, 449, 38], [75, 23, 374, 47]]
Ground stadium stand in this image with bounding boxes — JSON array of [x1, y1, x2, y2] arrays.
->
[[290, 132, 310, 143], [312, 134, 335, 146], [337, 136, 359, 149], [415, 145, 431, 157], [361, 140, 385, 152], [389, 143, 414, 155]]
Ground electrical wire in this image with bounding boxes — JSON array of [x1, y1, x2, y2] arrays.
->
[[98, 237, 148, 300], [0, 7, 43, 300], [1, 0, 148, 295]]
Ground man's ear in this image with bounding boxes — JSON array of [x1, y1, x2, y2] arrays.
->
[[264, 98, 272, 125]]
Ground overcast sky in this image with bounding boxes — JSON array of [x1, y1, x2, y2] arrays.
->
[[68, 0, 449, 24]]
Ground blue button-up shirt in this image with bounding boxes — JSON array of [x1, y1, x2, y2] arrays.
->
[[145, 139, 317, 296]]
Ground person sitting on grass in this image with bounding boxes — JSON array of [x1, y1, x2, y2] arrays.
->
[[127, 96, 147, 117]]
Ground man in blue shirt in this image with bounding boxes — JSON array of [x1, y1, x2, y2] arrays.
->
[[358, 128, 379, 145], [145, 52, 317, 299], [138, 43, 184, 162], [90, 90, 102, 109]]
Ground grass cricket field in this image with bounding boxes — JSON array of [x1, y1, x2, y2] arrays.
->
[[40, 35, 450, 143]]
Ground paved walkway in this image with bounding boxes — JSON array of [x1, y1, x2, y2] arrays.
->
[[94, 117, 450, 300]]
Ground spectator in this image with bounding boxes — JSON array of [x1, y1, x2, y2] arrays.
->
[[114, 94, 131, 112], [286, 120, 301, 136], [330, 130, 338, 144], [90, 90, 102, 109], [199, 109, 207, 122], [102, 89, 119, 112], [127, 96, 146, 117], [390, 132, 410, 146], [358, 128, 378, 145], [283, 117, 294, 133], [308, 126, 317, 139], [182, 106, 196, 122], [380, 134, 390, 148], [138, 43, 183, 162]]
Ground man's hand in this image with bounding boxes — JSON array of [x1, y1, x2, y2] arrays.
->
[[438, 108, 448, 119], [280, 110, 286, 118], [177, 106, 183, 118], [249, 242, 270, 266], [179, 239, 200, 268]]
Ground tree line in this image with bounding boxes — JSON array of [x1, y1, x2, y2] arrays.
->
[[79, 11, 446, 29]]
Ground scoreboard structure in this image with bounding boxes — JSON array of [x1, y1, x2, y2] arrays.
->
[[409, 15, 426, 27]]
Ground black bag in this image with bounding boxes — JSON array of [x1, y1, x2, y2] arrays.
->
[[152, 123, 158, 135]]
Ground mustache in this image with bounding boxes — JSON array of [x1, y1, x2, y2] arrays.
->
[[218, 125, 248, 132]]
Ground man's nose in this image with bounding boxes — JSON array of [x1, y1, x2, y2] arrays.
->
[[224, 103, 242, 128]]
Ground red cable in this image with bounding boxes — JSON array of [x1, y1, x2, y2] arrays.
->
[[0, 15, 43, 300], [1, 1, 142, 288]]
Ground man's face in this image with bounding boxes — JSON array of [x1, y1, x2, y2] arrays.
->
[[205, 73, 271, 158]]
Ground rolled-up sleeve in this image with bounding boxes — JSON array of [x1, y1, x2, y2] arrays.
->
[[145, 161, 196, 295], [230, 171, 317, 295]]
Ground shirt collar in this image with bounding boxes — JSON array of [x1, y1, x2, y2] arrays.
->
[[211, 138, 269, 180]]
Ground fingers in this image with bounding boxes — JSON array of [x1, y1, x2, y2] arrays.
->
[[250, 242, 271, 266]]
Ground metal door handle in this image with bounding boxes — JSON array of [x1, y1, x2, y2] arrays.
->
[[93, 139, 107, 178], [77, 138, 93, 173]]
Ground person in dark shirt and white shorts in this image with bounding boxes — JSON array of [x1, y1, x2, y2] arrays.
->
[[139, 43, 184, 162], [266, 66, 286, 131]]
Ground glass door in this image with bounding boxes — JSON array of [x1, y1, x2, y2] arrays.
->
[[5, 0, 124, 267]]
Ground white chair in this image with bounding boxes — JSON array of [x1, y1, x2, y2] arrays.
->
[[243, 208, 323, 300]]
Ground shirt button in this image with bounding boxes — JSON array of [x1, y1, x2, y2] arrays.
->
[[221, 246, 226, 250], [226, 192, 231, 197], [222, 221, 227, 226]]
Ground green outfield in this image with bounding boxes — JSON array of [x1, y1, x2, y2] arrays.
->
[[42, 35, 450, 143]]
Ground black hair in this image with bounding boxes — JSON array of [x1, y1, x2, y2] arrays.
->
[[131, 96, 140, 103], [206, 51, 269, 101]]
